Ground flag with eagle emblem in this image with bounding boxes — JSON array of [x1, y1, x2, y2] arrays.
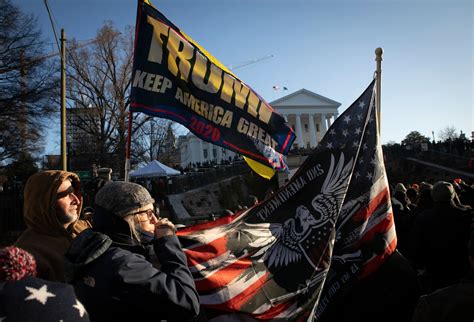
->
[[177, 80, 396, 320]]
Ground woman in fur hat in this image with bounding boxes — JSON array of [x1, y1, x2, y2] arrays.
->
[[64, 181, 199, 321]]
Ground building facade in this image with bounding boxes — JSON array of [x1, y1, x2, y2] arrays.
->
[[177, 132, 237, 168], [271, 88, 340, 149], [177, 88, 340, 168], [66, 107, 102, 171], [66, 107, 100, 153]]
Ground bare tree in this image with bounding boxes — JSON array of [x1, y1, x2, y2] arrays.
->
[[66, 22, 149, 175], [0, 0, 58, 163], [132, 118, 176, 164], [66, 22, 183, 175], [437, 126, 458, 142]]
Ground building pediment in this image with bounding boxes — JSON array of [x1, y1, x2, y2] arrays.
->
[[270, 89, 341, 108]]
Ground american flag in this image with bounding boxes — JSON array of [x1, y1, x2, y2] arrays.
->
[[178, 80, 396, 321]]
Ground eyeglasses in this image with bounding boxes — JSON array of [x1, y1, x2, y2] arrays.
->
[[131, 208, 159, 222]]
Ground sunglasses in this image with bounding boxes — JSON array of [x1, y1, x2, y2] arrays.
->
[[56, 186, 79, 199]]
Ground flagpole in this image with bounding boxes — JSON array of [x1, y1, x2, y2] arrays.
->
[[124, 111, 132, 182], [375, 47, 383, 134]]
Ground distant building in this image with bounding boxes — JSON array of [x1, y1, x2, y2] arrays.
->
[[177, 132, 237, 168], [177, 88, 340, 168], [66, 107, 100, 154], [271, 89, 340, 149], [158, 123, 181, 167], [66, 107, 103, 171], [42, 155, 61, 170]]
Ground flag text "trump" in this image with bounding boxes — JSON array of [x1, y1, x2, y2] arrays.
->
[[145, 15, 272, 125]]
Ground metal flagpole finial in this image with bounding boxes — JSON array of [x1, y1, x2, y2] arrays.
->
[[375, 47, 383, 62]]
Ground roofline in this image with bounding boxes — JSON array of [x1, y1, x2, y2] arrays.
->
[[270, 88, 341, 107]]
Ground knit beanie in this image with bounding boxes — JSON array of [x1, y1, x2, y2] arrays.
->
[[0, 276, 89, 321], [0, 246, 37, 282], [431, 181, 455, 203], [94, 181, 154, 217]]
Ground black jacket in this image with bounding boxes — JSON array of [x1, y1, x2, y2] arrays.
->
[[412, 270, 474, 322], [408, 202, 472, 290], [318, 251, 421, 322], [64, 228, 200, 321]]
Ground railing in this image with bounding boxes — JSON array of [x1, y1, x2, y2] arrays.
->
[[170, 162, 249, 194]]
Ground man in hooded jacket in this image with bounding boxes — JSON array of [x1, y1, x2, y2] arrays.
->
[[15, 170, 91, 282]]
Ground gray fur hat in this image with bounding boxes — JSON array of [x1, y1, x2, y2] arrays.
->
[[94, 181, 154, 217]]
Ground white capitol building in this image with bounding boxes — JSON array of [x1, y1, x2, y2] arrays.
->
[[177, 88, 340, 168]]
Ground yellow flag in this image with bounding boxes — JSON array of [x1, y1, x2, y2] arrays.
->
[[243, 157, 275, 180]]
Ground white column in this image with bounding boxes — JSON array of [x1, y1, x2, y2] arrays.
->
[[190, 138, 198, 165], [217, 146, 223, 162], [199, 140, 204, 163], [208, 142, 213, 160], [327, 114, 333, 127], [295, 114, 304, 148], [321, 113, 328, 136], [308, 114, 317, 148]]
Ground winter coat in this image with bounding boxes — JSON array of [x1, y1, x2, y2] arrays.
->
[[409, 202, 472, 290], [318, 250, 422, 322], [64, 228, 200, 321], [412, 270, 474, 322], [15, 170, 89, 282]]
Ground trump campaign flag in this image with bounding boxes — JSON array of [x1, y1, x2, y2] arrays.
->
[[130, 0, 295, 177], [177, 80, 396, 320]]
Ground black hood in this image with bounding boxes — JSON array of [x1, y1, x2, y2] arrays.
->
[[92, 205, 143, 246], [64, 229, 112, 283]]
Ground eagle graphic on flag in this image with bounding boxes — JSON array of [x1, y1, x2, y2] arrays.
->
[[177, 80, 396, 320]]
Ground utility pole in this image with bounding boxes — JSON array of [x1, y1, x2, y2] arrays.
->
[[60, 29, 67, 170]]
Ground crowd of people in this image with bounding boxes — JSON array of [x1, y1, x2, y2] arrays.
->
[[389, 179, 474, 321], [392, 179, 473, 290], [181, 155, 244, 173], [0, 169, 473, 321], [1, 170, 199, 321]]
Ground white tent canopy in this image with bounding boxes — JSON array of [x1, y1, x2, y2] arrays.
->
[[130, 160, 180, 178]]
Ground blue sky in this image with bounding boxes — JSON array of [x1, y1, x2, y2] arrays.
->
[[18, 0, 473, 154]]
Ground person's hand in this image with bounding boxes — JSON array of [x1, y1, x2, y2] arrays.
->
[[154, 217, 176, 239]]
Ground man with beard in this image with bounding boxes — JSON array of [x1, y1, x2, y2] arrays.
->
[[15, 171, 91, 282]]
